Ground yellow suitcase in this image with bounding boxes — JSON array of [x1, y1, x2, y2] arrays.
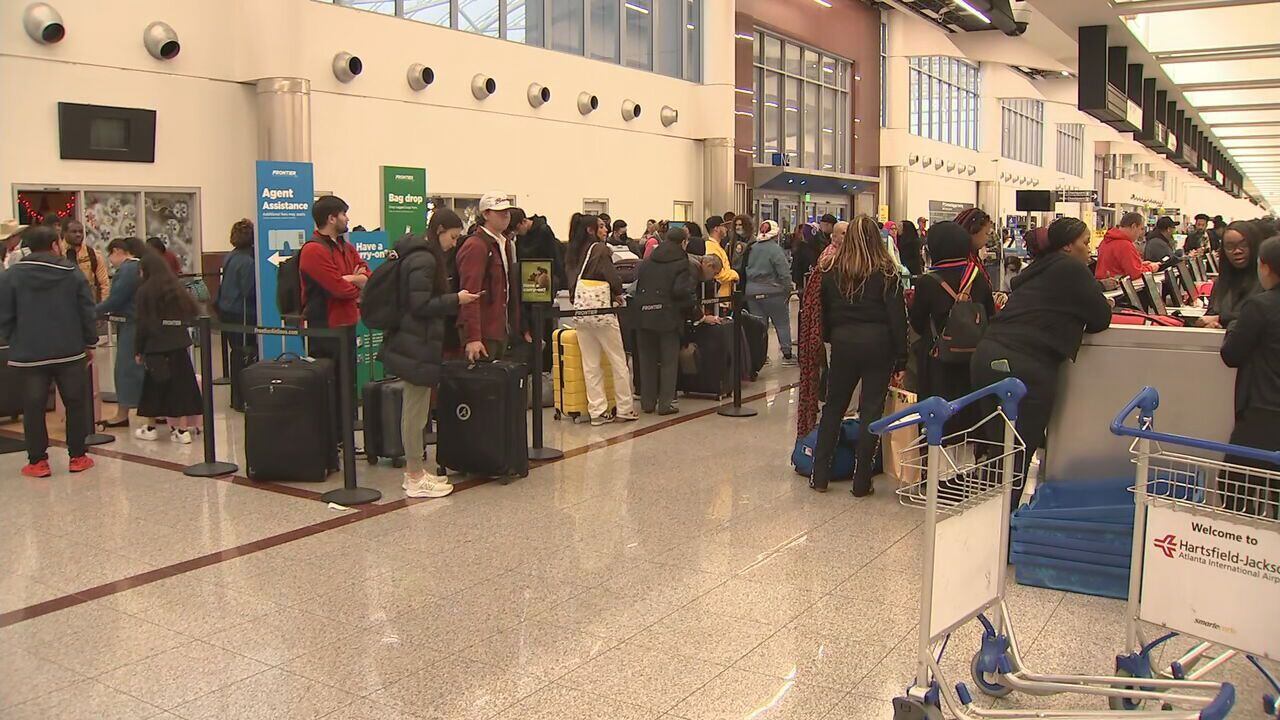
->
[[552, 328, 616, 422]]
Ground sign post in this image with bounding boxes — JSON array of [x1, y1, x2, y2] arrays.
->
[[254, 161, 314, 359], [380, 166, 427, 240], [521, 259, 562, 462], [351, 230, 389, 392]]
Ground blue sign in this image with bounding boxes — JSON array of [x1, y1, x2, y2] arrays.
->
[[254, 160, 314, 358]]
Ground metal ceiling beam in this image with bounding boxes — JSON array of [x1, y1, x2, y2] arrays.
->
[[1114, 0, 1277, 13], [1154, 44, 1280, 63], [1210, 121, 1280, 128], [1196, 102, 1280, 112]]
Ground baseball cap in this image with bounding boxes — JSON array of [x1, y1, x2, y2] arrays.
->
[[478, 192, 513, 213], [1155, 216, 1176, 231], [820, 213, 838, 224], [705, 215, 724, 231]]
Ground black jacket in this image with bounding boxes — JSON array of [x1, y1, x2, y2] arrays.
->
[[821, 270, 908, 371], [1143, 231, 1175, 264], [0, 252, 98, 366], [983, 252, 1112, 362], [1220, 286, 1280, 416], [136, 295, 194, 356], [1207, 265, 1261, 328], [633, 240, 695, 332], [910, 265, 996, 343], [379, 236, 460, 387], [791, 240, 818, 288]]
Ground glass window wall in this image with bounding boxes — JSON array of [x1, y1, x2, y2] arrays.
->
[[909, 55, 980, 150], [752, 29, 852, 173]]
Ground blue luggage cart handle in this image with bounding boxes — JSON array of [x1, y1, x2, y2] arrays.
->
[[869, 378, 1027, 446], [1111, 387, 1280, 465]]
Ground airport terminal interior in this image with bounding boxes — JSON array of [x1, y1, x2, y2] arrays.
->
[[2, 0, 1280, 718]]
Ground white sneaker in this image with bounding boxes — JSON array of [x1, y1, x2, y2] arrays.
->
[[405, 478, 454, 498], [590, 415, 608, 427], [134, 426, 159, 442], [172, 429, 193, 445], [613, 410, 639, 423], [401, 471, 427, 492], [421, 471, 452, 486]]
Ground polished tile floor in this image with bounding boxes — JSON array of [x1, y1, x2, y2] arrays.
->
[[2, 341, 1277, 718]]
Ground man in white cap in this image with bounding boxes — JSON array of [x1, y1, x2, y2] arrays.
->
[[2, 219, 29, 270], [457, 192, 522, 361]]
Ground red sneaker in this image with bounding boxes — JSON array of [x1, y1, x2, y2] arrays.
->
[[68, 455, 95, 473], [21, 459, 52, 478]]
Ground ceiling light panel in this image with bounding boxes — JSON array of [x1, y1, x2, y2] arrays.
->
[[1213, 125, 1280, 137], [1184, 88, 1280, 108], [1201, 109, 1280, 124], [1222, 138, 1280, 148], [1164, 58, 1280, 85], [1124, 5, 1280, 54]]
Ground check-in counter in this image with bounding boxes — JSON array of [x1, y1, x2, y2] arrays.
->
[[1044, 324, 1233, 483]]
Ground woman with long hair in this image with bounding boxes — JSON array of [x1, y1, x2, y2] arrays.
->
[[1198, 220, 1264, 329], [380, 209, 480, 497], [567, 214, 638, 426], [971, 217, 1111, 498], [133, 252, 204, 443], [797, 215, 908, 495], [896, 220, 924, 277]]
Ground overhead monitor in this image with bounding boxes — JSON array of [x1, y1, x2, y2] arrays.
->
[[1015, 190, 1054, 212]]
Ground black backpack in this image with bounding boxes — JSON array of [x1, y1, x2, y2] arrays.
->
[[276, 250, 304, 318], [930, 264, 987, 364], [360, 246, 427, 332]]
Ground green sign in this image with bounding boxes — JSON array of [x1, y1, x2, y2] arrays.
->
[[520, 259, 554, 303], [380, 166, 427, 239]]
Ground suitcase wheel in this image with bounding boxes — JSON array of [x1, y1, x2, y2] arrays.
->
[[554, 409, 562, 421], [366, 455, 379, 465], [392, 457, 406, 468]]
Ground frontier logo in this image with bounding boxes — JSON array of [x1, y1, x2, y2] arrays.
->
[[1153, 534, 1178, 559]]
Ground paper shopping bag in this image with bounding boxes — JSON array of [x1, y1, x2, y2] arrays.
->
[[882, 386, 921, 486]]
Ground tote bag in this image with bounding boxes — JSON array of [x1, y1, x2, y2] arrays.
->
[[572, 243, 617, 328], [881, 386, 922, 486]]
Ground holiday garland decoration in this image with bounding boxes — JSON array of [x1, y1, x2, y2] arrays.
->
[[17, 194, 77, 224]]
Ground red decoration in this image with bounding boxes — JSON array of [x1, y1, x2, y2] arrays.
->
[[17, 195, 77, 224]]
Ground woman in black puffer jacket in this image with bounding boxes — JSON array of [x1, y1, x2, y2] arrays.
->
[[380, 209, 479, 499]]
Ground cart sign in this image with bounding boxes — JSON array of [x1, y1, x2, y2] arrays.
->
[[1140, 506, 1280, 659]]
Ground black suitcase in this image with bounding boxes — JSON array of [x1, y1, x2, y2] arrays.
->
[[0, 346, 23, 420], [678, 323, 732, 398], [242, 355, 338, 482], [363, 377, 412, 468], [739, 311, 768, 379], [228, 343, 257, 413], [437, 360, 529, 478]]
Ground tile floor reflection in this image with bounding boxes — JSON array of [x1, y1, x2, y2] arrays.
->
[[2, 340, 1278, 718]]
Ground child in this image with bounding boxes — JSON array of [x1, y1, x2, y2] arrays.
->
[[1219, 234, 1280, 518], [133, 252, 204, 443]]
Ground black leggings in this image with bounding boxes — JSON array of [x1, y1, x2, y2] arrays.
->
[[970, 340, 1062, 502], [813, 324, 893, 493]]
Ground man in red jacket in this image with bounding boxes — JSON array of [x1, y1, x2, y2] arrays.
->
[[299, 195, 370, 369], [457, 192, 523, 361], [1095, 211, 1157, 282]]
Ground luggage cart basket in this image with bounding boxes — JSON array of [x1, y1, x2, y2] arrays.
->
[[1108, 386, 1280, 717], [868, 380, 1235, 720]]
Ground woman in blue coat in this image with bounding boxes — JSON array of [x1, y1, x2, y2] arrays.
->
[[96, 237, 147, 428]]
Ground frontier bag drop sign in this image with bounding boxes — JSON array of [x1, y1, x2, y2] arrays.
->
[[380, 166, 427, 239]]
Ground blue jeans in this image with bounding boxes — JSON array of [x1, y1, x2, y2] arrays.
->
[[747, 291, 793, 358]]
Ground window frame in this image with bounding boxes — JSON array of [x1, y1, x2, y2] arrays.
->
[[752, 28, 852, 172], [908, 55, 980, 151]]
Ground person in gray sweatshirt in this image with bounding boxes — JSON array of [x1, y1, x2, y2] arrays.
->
[[742, 220, 796, 365]]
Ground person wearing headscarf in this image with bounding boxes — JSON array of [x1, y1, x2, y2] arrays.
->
[[743, 219, 795, 365], [896, 220, 924, 277], [909, 222, 996, 438]]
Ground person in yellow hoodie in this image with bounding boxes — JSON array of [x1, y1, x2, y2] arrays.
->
[[60, 217, 109, 303], [703, 215, 739, 300]]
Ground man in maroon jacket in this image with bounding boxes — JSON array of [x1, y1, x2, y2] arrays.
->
[[299, 195, 370, 371], [457, 192, 523, 361]]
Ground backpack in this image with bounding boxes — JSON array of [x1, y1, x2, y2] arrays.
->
[[360, 246, 428, 332], [276, 251, 304, 318], [611, 246, 640, 286], [930, 264, 987, 364]]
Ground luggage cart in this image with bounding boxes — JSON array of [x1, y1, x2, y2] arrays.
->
[[1109, 386, 1280, 717], [868, 380, 1235, 720]]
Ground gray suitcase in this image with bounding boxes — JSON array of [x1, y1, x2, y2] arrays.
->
[[363, 377, 427, 468]]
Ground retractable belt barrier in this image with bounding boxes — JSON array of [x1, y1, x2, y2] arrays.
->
[[103, 315, 380, 505]]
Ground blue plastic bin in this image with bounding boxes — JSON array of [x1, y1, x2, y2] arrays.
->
[[1010, 540, 1131, 569], [1010, 551, 1131, 600]]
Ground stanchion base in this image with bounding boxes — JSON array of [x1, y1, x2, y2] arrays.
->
[[0, 435, 25, 455], [529, 446, 564, 461], [85, 432, 115, 447], [424, 432, 437, 446], [100, 392, 118, 404], [212, 376, 232, 386], [717, 404, 758, 418], [321, 486, 382, 506], [184, 461, 239, 478]]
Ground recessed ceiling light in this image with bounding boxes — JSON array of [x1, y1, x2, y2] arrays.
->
[[954, 0, 991, 24], [813, 0, 833, 7]]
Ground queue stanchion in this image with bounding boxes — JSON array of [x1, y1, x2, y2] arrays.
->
[[717, 292, 757, 418], [528, 304, 563, 461], [213, 327, 231, 386], [100, 315, 125, 404], [84, 353, 115, 447], [184, 316, 238, 478], [321, 324, 382, 506]]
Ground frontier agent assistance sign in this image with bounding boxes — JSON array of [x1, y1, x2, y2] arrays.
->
[[254, 160, 314, 358], [1140, 506, 1280, 658]]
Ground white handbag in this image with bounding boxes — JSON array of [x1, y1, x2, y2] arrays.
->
[[572, 243, 617, 328]]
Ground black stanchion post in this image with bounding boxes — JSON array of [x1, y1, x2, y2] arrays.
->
[[718, 292, 757, 418], [84, 354, 115, 447], [529, 304, 563, 461], [184, 316, 238, 477], [213, 326, 231, 385], [321, 325, 382, 506]]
